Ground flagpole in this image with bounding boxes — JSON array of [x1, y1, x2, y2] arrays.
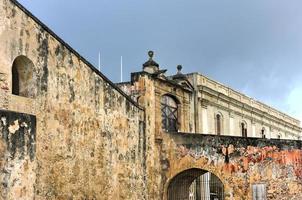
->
[[98, 51, 101, 71], [120, 56, 123, 82]]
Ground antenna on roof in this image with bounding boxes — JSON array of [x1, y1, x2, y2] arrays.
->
[[120, 56, 123, 82], [98, 51, 101, 71]]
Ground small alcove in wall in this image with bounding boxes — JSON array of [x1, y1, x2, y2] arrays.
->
[[12, 55, 37, 98]]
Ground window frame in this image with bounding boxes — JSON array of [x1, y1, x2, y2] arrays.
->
[[241, 121, 247, 137], [161, 94, 179, 132], [261, 128, 266, 138], [215, 113, 223, 135]]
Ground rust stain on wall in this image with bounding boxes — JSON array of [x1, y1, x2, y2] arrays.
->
[[166, 133, 302, 199]]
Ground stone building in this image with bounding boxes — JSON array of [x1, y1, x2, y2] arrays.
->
[[119, 51, 302, 200], [120, 53, 301, 141], [0, 0, 302, 200]]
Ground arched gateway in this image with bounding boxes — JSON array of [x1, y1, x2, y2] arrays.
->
[[168, 168, 224, 200]]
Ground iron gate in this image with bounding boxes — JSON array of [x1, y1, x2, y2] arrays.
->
[[168, 170, 224, 200]]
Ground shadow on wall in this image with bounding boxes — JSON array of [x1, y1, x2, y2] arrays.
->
[[0, 109, 36, 199], [11, 55, 37, 98]]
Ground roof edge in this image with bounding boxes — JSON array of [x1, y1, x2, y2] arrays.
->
[[186, 72, 301, 124]]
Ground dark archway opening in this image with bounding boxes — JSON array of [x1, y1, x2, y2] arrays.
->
[[12, 56, 37, 98], [168, 169, 224, 200]]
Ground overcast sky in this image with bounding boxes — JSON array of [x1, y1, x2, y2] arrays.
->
[[18, 0, 302, 121]]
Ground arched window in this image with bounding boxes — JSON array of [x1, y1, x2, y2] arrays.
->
[[261, 128, 266, 138], [12, 56, 36, 98], [241, 122, 247, 137], [161, 95, 178, 132], [215, 114, 222, 135]]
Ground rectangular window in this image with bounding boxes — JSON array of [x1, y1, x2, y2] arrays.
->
[[252, 183, 267, 200]]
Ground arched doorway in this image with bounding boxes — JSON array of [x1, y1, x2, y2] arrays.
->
[[168, 168, 224, 200]]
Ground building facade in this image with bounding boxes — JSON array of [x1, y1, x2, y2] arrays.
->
[[120, 52, 301, 141], [189, 73, 301, 140]]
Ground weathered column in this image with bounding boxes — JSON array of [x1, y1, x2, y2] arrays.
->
[[229, 112, 234, 135], [201, 101, 208, 134], [252, 121, 256, 137]]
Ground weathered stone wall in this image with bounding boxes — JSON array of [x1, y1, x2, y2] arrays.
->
[[163, 133, 302, 200], [123, 73, 163, 200], [0, 110, 36, 200], [121, 69, 301, 199], [0, 0, 147, 199], [120, 72, 195, 199], [1, 0, 302, 200]]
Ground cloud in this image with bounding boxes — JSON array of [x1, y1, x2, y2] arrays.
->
[[17, 0, 302, 119], [286, 83, 302, 122]]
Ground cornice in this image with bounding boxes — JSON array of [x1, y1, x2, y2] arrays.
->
[[196, 81, 300, 124], [199, 87, 301, 133]]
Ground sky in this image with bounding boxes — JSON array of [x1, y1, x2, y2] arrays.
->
[[18, 0, 302, 121]]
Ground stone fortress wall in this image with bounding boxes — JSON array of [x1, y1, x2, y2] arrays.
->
[[0, 0, 147, 199], [118, 57, 302, 200], [0, 0, 301, 199], [119, 60, 302, 199]]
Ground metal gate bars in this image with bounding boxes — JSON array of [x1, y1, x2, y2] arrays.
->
[[168, 169, 224, 200]]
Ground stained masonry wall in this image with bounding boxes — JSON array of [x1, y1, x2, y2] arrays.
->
[[1, 0, 302, 200], [119, 72, 196, 199], [0, 0, 146, 199], [163, 133, 302, 200], [122, 71, 302, 200], [0, 110, 36, 200]]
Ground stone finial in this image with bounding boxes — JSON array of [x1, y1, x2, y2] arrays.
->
[[177, 65, 182, 74], [148, 50, 154, 59], [143, 50, 159, 73], [172, 64, 186, 80]]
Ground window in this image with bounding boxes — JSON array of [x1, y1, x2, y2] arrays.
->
[[12, 63, 19, 95], [161, 95, 178, 132], [215, 114, 222, 135], [252, 183, 267, 200], [241, 122, 247, 137], [261, 128, 266, 138], [12, 56, 36, 98]]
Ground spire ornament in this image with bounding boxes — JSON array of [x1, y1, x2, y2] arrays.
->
[[177, 65, 182, 74], [142, 50, 159, 73], [148, 50, 154, 59], [173, 64, 187, 80]]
